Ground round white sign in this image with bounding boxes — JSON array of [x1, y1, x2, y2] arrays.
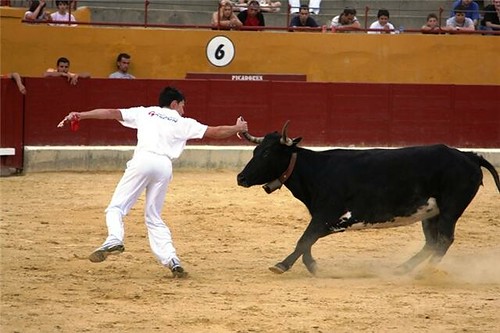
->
[[206, 36, 235, 67]]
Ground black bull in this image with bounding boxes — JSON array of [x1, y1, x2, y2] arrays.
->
[[237, 121, 500, 275]]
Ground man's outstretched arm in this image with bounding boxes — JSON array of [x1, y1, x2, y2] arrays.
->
[[204, 116, 248, 139], [57, 109, 122, 127]]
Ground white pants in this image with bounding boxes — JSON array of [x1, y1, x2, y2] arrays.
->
[[102, 152, 178, 268], [289, 0, 321, 14]]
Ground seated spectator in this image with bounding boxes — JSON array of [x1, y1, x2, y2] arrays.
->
[[212, 1, 243, 29], [50, 0, 77, 26], [3, 73, 26, 95], [480, 0, 500, 31], [368, 9, 395, 34], [445, 4, 476, 31], [331, 7, 361, 32], [289, 4, 319, 28], [24, 0, 51, 22], [450, 0, 480, 27], [237, 0, 265, 27], [44, 57, 91, 85], [421, 13, 440, 32], [289, 0, 322, 15], [109, 53, 136, 79]]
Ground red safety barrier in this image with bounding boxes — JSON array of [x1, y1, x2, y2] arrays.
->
[[1, 77, 499, 172], [0, 77, 24, 171]]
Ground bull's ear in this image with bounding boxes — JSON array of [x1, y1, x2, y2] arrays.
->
[[293, 137, 302, 145]]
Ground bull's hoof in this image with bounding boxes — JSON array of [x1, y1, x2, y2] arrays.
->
[[305, 261, 317, 275], [269, 263, 287, 274]]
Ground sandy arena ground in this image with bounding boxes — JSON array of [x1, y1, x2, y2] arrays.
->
[[1, 170, 499, 333]]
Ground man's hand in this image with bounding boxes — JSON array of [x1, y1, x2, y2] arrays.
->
[[68, 73, 79, 85], [18, 84, 27, 95], [57, 112, 80, 128], [236, 116, 248, 139], [236, 116, 248, 133]]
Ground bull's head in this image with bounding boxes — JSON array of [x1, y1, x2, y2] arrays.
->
[[237, 121, 302, 193]]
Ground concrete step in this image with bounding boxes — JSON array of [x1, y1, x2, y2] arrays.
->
[[77, 0, 455, 13], [7, 0, 455, 28], [5, 0, 457, 14], [88, 6, 214, 25], [0, 0, 455, 30], [88, 7, 436, 31], [320, 0, 454, 14], [77, 0, 213, 10]]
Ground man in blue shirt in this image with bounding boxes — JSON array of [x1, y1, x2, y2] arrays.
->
[[450, 0, 480, 26]]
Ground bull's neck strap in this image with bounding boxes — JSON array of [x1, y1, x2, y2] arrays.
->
[[279, 152, 297, 184], [263, 152, 297, 194]]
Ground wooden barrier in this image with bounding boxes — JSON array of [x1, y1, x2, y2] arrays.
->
[[1, 77, 499, 171], [0, 77, 24, 171]]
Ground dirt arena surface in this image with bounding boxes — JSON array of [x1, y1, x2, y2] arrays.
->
[[1, 170, 499, 333]]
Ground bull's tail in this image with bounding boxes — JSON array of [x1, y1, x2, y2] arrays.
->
[[464, 152, 500, 193]]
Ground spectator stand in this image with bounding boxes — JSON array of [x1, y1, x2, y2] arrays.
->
[[4, 0, 498, 34]]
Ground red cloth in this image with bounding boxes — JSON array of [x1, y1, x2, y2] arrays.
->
[[70, 119, 80, 131]]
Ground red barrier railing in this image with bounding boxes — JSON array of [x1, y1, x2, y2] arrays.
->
[[2, 77, 499, 172]]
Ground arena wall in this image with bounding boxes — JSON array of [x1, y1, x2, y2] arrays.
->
[[1, 78, 499, 172], [1, 7, 500, 85], [2, 8, 499, 173]]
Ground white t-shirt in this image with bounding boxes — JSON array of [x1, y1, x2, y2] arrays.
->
[[119, 106, 208, 159], [446, 16, 474, 28], [368, 21, 395, 34], [109, 71, 136, 79], [50, 12, 77, 26]]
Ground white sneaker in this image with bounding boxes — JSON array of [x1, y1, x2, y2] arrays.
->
[[88, 244, 124, 263], [169, 258, 188, 278]]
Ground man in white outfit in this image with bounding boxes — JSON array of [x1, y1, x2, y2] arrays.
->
[[289, 0, 321, 14], [57, 86, 248, 278]]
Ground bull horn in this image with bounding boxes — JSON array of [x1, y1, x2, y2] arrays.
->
[[280, 120, 293, 146], [241, 131, 264, 144]]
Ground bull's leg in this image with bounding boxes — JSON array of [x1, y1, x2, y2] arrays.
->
[[269, 231, 315, 274], [427, 216, 457, 267], [424, 178, 480, 269], [301, 248, 317, 275], [270, 217, 330, 275], [395, 217, 439, 274]]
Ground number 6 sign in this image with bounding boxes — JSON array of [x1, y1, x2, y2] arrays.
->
[[206, 36, 235, 67]]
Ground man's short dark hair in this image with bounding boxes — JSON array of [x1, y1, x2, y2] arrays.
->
[[159, 86, 185, 108], [55, 1, 70, 5], [377, 9, 390, 18], [299, 4, 309, 11], [427, 13, 438, 20], [116, 53, 131, 63], [57, 57, 70, 66]]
